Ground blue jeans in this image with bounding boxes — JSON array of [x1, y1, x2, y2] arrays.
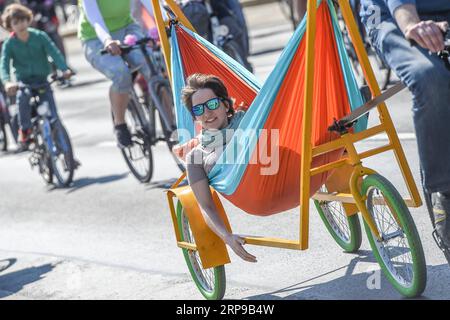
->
[[364, 12, 450, 193], [83, 23, 152, 94], [17, 81, 58, 131]]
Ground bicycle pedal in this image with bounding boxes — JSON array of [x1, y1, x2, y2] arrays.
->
[[74, 159, 81, 169], [29, 155, 39, 168], [432, 229, 450, 252]]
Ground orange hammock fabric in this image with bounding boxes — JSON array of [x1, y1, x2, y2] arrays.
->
[[176, 3, 351, 215]]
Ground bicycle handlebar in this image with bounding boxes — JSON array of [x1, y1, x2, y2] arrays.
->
[[409, 28, 450, 70], [100, 37, 156, 56], [18, 72, 76, 91]]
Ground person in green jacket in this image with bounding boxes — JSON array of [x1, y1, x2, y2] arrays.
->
[[0, 3, 72, 147]]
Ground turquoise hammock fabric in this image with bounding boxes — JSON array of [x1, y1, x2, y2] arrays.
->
[[170, 0, 368, 196]]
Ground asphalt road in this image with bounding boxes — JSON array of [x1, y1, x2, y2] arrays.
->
[[0, 2, 449, 300]]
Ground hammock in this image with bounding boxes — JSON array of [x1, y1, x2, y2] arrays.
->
[[170, 0, 367, 216]]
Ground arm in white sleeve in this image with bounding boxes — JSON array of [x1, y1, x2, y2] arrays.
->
[[130, 0, 143, 27], [81, 0, 112, 45]]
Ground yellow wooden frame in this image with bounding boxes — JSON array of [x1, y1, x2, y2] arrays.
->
[[153, 0, 422, 263]]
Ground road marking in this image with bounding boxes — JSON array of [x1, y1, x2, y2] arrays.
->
[[96, 141, 117, 148], [364, 132, 416, 141]]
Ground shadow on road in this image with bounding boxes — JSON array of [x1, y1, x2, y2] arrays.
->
[[0, 263, 54, 299], [0, 259, 17, 273], [244, 251, 450, 300], [250, 26, 292, 40], [250, 46, 286, 57], [65, 173, 129, 193], [60, 78, 108, 90], [146, 178, 188, 190]]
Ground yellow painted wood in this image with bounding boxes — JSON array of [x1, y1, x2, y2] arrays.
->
[[244, 237, 301, 250], [299, 0, 318, 251], [337, 0, 421, 207], [312, 124, 385, 157], [310, 158, 349, 176], [150, 0, 172, 83], [359, 144, 393, 160], [167, 186, 231, 269], [177, 241, 198, 251], [313, 192, 356, 203]]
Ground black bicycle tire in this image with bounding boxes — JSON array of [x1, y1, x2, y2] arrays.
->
[[420, 168, 450, 266], [156, 83, 185, 173], [51, 121, 75, 187], [0, 120, 7, 152], [121, 94, 154, 183], [35, 125, 54, 184], [222, 40, 252, 72]]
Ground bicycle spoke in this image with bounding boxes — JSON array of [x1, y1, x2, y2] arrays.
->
[[368, 187, 414, 286]]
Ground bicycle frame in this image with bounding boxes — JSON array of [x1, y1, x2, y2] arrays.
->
[[132, 41, 176, 135], [152, 0, 422, 268], [25, 85, 68, 158]]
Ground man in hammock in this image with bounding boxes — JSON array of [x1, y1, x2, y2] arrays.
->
[[182, 73, 257, 263], [360, 0, 450, 247]]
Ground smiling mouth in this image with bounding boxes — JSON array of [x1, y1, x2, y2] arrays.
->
[[205, 117, 217, 124]]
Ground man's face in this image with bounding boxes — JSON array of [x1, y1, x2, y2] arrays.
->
[[11, 18, 30, 33]]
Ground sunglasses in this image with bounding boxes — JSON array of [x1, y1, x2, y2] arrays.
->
[[191, 97, 225, 117]]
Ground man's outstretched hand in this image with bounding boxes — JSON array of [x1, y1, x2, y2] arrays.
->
[[405, 20, 448, 52]]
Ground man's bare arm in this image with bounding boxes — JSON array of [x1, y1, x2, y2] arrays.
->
[[394, 4, 448, 52]]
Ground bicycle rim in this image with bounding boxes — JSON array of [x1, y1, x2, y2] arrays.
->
[[157, 84, 185, 172], [177, 202, 226, 300], [50, 122, 75, 187], [36, 133, 53, 184], [0, 123, 6, 151], [362, 174, 426, 297], [122, 98, 153, 182], [315, 186, 362, 252]]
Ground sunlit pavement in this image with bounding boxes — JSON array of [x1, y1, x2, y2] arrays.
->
[[0, 2, 448, 299]]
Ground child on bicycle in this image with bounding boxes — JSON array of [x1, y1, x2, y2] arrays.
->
[[0, 3, 72, 150]]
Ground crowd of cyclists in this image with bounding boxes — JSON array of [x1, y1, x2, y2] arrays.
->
[[0, 0, 449, 268]]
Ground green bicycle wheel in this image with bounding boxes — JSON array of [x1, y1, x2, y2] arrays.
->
[[314, 186, 362, 253], [176, 201, 226, 300], [361, 174, 426, 297]]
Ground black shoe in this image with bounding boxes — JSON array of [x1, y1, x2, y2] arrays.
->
[[72, 158, 81, 170], [114, 123, 133, 149], [15, 141, 30, 153], [431, 192, 450, 248]]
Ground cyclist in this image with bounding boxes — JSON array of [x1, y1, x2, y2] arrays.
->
[[360, 0, 450, 247], [178, 0, 251, 69], [0, 3, 72, 150], [78, 0, 155, 149], [293, 0, 306, 24], [17, 0, 67, 59]]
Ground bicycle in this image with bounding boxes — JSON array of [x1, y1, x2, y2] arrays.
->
[[419, 29, 450, 266], [339, 1, 393, 89], [160, 0, 427, 300], [22, 75, 77, 187], [101, 36, 184, 183], [279, 0, 392, 89], [279, 0, 299, 29], [0, 90, 9, 152], [0, 84, 18, 152], [173, 0, 253, 72], [437, 28, 450, 71]]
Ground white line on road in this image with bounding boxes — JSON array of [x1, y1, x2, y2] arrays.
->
[[364, 132, 416, 141]]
